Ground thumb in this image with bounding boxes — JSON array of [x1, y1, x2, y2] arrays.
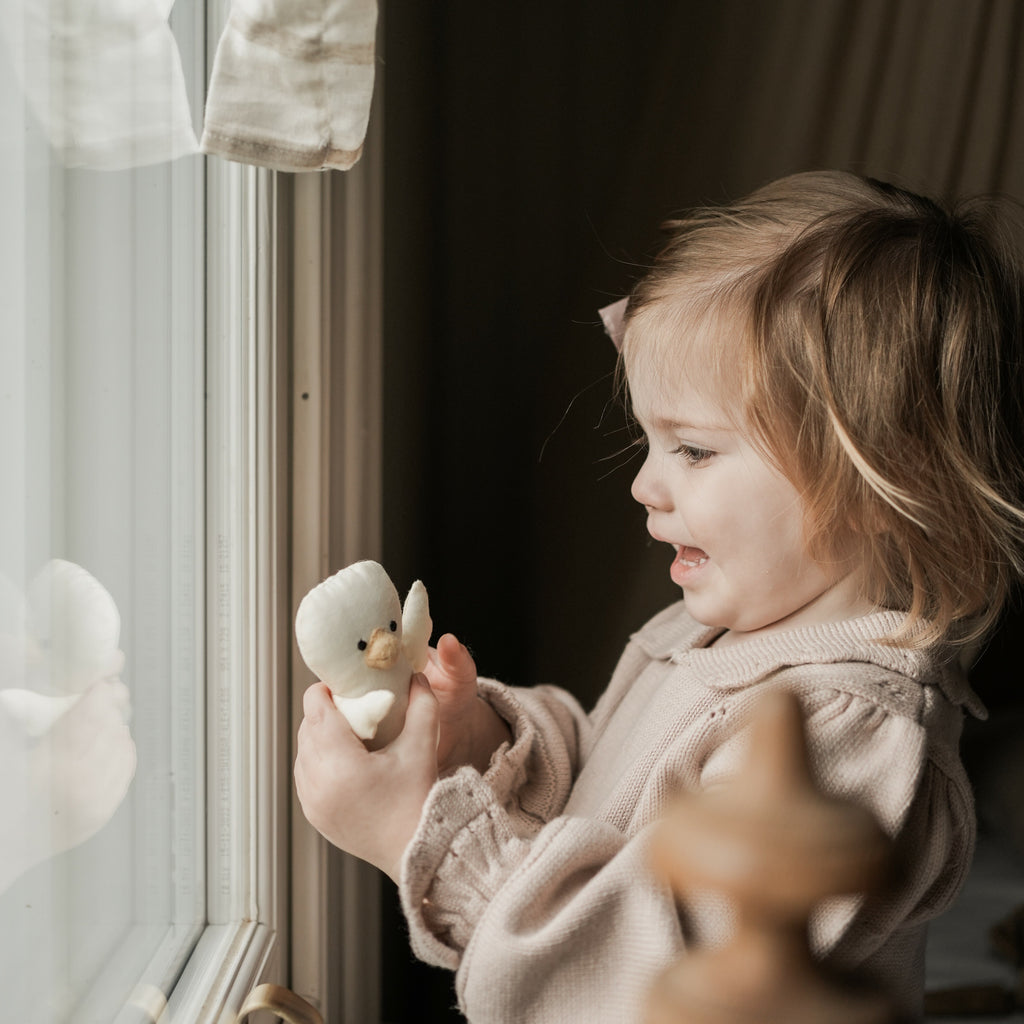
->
[[427, 633, 478, 699], [298, 681, 364, 756], [396, 674, 440, 759], [302, 681, 336, 722]]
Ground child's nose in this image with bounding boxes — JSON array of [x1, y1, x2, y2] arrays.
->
[[631, 449, 672, 511]]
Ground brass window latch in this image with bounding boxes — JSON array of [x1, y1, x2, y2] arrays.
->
[[235, 983, 324, 1024]]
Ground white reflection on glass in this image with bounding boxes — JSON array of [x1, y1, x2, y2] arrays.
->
[[0, 0, 198, 170], [1, 0, 205, 1015], [0, 560, 136, 895]]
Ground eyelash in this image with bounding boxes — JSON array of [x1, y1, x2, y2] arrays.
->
[[671, 442, 715, 466]]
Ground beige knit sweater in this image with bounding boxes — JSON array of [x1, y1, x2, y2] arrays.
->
[[399, 602, 983, 1023]]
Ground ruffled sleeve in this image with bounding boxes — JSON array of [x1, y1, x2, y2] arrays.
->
[[399, 766, 532, 969], [398, 766, 684, 1024], [801, 680, 974, 968], [699, 674, 974, 973], [472, 678, 589, 833]]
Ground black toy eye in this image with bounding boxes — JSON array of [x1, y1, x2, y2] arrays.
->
[[389, 620, 397, 632], [357, 639, 367, 651]]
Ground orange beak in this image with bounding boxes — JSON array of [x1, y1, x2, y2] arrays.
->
[[363, 627, 400, 669]]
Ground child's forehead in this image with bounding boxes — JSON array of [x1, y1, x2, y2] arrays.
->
[[626, 365, 738, 435], [623, 299, 747, 426]]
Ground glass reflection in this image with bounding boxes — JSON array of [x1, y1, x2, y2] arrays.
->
[[0, 0, 205, 1018], [0, 0, 198, 169], [0, 561, 136, 895]]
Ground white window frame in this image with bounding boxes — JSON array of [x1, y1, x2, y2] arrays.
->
[[161, 1, 293, 1015], [165, 12, 385, 1023], [163, 152, 289, 1022]]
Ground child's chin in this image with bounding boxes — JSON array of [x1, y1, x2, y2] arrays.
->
[[682, 600, 730, 632]]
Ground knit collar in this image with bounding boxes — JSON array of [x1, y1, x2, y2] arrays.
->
[[630, 600, 986, 718]]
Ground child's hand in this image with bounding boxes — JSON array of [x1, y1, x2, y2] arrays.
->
[[294, 674, 439, 882], [424, 633, 511, 774]]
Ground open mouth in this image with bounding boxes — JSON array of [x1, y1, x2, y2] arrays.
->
[[675, 544, 709, 567], [670, 544, 710, 588]]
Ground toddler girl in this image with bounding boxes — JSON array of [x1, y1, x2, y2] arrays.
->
[[294, 170, 1024, 1023]]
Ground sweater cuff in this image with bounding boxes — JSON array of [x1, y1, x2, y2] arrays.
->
[[474, 678, 533, 802], [399, 766, 530, 969], [474, 677, 579, 828]]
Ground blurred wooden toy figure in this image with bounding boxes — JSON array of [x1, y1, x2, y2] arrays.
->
[[648, 690, 899, 1024]]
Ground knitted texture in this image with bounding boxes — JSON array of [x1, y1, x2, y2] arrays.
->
[[399, 602, 981, 1024]]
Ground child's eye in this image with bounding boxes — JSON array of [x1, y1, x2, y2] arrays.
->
[[672, 442, 715, 466]]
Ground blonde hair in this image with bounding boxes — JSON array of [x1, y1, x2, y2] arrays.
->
[[623, 171, 1024, 649]]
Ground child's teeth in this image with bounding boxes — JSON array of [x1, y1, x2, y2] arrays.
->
[[676, 545, 708, 567], [673, 545, 707, 568]]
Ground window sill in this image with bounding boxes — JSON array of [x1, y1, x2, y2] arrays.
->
[[165, 921, 279, 1024]]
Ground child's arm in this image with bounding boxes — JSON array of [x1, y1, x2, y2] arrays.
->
[[423, 631, 590, 837], [399, 766, 682, 1021], [397, 674, 973, 1022], [296, 630, 586, 879]]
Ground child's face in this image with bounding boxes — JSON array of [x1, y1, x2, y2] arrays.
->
[[627, 316, 865, 642]]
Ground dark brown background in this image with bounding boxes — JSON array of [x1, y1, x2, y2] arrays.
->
[[377, 3, 1024, 1019]]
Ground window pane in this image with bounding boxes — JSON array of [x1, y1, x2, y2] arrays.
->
[[0, 1, 206, 1019]]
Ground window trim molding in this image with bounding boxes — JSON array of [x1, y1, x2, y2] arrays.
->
[[288, 170, 336, 1016], [165, 156, 291, 1024], [289, 111, 385, 1021], [168, 10, 383, 1021]]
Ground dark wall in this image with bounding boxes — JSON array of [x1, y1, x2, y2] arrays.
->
[[380, 1, 793, 702], [377, 3, 1024, 1020], [381, 0, 1024, 707]]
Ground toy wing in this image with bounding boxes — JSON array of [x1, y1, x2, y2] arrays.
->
[[0, 688, 81, 738], [333, 689, 396, 741], [401, 580, 432, 672]]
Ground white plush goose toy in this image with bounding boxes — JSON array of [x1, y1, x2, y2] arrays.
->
[[294, 560, 432, 749]]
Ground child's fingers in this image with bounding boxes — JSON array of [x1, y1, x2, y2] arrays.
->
[[428, 633, 477, 694], [298, 681, 364, 756], [293, 749, 311, 804], [396, 674, 440, 761], [438, 632, 477, 678], [301, 680, 334, 721]]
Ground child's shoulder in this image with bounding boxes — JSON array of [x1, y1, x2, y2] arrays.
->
[[629, 600, 984, 720]]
